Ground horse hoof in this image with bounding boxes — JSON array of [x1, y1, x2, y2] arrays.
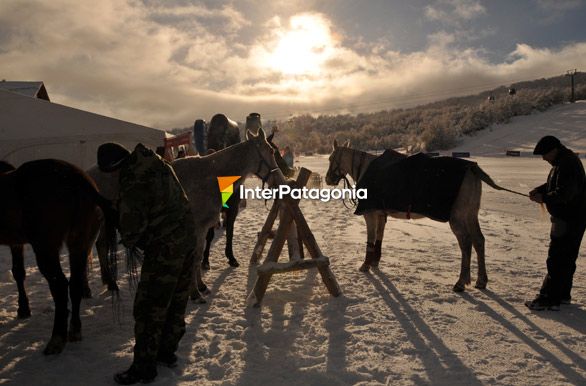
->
[[43, 336, 66, 355], [191, 296, 207, 304], [474, 281, 487, 289], [107, 282, 120, 292], [198, 285, 211, 296], [452, 283, 465, 292], [17, 308, 31, 319], [228, 259, 240, 268], [68, 330, 82, 342], [358, 264, 370, 273]]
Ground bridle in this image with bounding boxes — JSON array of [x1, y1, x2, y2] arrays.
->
[[328, 148, 367, 209], [253, 143, 280, 184], [329, 148, 367, 186]]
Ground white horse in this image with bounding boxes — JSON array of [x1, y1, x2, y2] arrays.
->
[[173, 128, 282, 299], [325, 140, 517, 292]]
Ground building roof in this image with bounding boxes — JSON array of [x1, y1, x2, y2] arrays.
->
[[0, 80, 50, 101], [0, 88, 165, 168]]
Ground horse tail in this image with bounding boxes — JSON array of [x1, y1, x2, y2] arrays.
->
[[93, 193, 119, 288], [470, 164, 529, 197]]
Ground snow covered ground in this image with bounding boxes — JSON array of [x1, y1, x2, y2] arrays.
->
[[1, 102, 586, 385]]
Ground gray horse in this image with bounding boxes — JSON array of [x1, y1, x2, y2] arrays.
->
[[325, 140, 514, 292]]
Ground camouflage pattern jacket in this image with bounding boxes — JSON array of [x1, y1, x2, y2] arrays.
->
[[118, 144, 195, 253]]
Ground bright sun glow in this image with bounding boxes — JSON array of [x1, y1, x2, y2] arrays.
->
[[266, 14, 334, 76]]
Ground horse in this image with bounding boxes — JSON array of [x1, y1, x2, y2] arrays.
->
[[200, 114, 296, 269], [0, 161, 29, 319], [326, 140, 510, 292], [199, 113, 244, 270], [172, 128, 282, 299], [87, 164, 120, 292], [0, 159, 117, 354], [1, 161, 102, 319]]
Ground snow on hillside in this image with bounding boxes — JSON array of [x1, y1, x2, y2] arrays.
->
[[1, 102, 585, 385], [449, 101, 586, 156]]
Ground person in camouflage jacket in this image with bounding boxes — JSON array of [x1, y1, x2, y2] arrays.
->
[[97, 142, 196, 385]]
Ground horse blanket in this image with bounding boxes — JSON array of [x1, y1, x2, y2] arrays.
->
[[355, 151, 474, 222]]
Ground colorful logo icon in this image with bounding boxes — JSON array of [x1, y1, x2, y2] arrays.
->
[[217, 176, 241, 208]]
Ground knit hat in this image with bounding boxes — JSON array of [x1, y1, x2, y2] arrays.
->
[[533, 136, 561, 155], [97, 142, 130, 172]]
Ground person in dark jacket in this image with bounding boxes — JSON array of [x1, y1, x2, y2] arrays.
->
[[526, 136, 586, 311], [98, 143, 196, 384]]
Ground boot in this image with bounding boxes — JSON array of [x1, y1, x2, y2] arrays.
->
[[114, 364, 157, 385]]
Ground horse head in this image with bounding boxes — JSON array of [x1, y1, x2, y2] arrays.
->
[[325, 139, 350, 186], [245, 127, 280, 184], [266, 132, 295, 178]]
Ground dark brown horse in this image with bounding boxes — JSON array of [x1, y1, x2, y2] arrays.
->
[[1, 161, 100, 319], [201, 114, 296, 270], [201, 113, 243, 269], [0, 159, 117, 354], [0, 161, 29, 319]]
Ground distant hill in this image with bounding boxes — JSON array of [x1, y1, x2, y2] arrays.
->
[[169, 72, 585, 154]]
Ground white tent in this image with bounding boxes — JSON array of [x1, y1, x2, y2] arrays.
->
[[0, 88, 166, 169]]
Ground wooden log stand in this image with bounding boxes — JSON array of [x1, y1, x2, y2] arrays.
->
[[248, 167, 341, 307]]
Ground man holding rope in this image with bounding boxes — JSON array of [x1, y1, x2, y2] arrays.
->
[[526, 136, 586, 311]]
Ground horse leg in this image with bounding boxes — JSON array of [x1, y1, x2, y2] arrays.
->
[[33, 245, 70, 355], [11, 244, 31, 318], [360, 214, 378, 272], [201, 227, 214, 270], [450, 219, 472, 292], [190, 232, 208, 303], [67, 247, 89, 342], [224, 204, 240, 267], [371, 214, 387, 267], [470, 219, 487, 289]]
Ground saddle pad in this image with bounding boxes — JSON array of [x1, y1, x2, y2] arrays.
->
[[355, 151, 474, 222]]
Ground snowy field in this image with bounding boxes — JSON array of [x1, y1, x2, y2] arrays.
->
[[1, 102, 586, 385]]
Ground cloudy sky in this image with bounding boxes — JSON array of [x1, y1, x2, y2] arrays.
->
[[1, 0, 585, 129]]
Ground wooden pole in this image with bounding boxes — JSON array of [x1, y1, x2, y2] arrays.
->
[[250, 199, 281, 264], [248, 167, 341, 306]]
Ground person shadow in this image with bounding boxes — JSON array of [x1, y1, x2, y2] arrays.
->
[[368, 270, 483, 385], [461, 289, 586, 384]]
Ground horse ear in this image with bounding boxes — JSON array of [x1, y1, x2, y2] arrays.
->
[[245, 129, 255, 140], [333, 139, 338, 149], [258, 127, 266, 141], [344, 140, 350, 148]]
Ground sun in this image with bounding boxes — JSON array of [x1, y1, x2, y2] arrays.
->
[[266, 14, 334, 76]]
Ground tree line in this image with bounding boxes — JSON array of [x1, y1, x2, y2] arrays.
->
[[170, 72, 585, 154]]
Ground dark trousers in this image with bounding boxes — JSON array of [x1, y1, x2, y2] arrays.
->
[[133, 246, 195, 371], [539, 217, 586, 303]]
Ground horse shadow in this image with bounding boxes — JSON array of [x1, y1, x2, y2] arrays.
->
[[461, 289, 586, 384], [237, 265, 348, 385], [368, 270, 483, 385], [0, 268, 137, 384]]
